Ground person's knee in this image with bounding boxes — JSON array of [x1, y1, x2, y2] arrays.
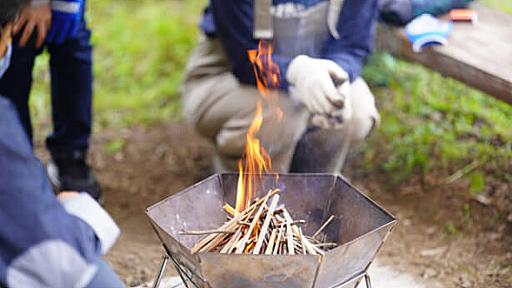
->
[[181, 74, 240, 138], [216, 99, 307, 169], [347, 78, 380, 141], [347, 113, 379, 141]]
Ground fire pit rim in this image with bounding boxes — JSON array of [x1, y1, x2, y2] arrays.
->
[[145, 172, 397, 254], [145, 173, 220, 213]]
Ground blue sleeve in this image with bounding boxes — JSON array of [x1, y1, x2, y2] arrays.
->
[[209, 0, 260, 86], [322, 0, 380, 82], [0, 97, 101, 267], [209, 0, 293, 89]]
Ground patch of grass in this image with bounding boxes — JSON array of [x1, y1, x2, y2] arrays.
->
[[90, 0, 205, 129], [30, 0, 206, 131], [463, 203, 473, 226], [104, 138, 125, 155], [468, 172, 485, 195], [361, 52, 512, 184], [480, 0, 512, 14], [444, 222, 459, 235]]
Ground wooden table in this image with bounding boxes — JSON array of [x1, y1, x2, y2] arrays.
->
[[375, 4, 512, 105]]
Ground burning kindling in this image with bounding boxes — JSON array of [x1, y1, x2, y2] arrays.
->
[[181, 188, 336, 255], [180, 41, 337, 256]]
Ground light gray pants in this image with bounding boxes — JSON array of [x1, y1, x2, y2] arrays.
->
[[181, 37, 380, 173]]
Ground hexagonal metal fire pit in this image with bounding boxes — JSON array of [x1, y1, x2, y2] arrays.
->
[[146, 173, 396, 288]]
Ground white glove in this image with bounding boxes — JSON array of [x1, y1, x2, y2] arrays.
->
[[310, 81, 352, 129], [60, 193, 120, 254], [286, 55, 349, 115]]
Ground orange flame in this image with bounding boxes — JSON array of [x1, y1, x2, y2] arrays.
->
[[235, 40, 281, 213]]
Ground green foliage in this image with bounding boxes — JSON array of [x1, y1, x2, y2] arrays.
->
[[444, 222, 459, 235], [480, 0, 512, 14], [90, 0, 205, 129], [463, 203, 473, 226], [362, 52, 512, 183], [468, 172, 485, 195], [30, 0, 206, 131], [104, 138, 125, 155]]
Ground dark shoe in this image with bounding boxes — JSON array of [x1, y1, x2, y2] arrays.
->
[[47, 151, 102, 201]]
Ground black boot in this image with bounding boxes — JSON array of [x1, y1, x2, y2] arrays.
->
[[47, 150, 102, 201]]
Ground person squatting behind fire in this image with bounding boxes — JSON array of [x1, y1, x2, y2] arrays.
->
[[0, 2, 122, 286], [182, 0, 381, 173]]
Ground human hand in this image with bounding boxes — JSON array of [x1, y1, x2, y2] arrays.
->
[[286, 55, 349, 115], [310, 81, 352, 130], [46, 0, 83, 44], [13, 2, 51, 49], [0, 23, 13, 57]]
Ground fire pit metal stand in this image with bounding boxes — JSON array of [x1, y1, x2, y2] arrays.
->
[[147, 173, 396, 288], [151, 252, 374, 288]]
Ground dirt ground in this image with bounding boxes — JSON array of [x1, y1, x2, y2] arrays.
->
[[38, 122, 512, 287]]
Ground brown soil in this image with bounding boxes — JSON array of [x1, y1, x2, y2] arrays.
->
[[36, 122, 512, 287]]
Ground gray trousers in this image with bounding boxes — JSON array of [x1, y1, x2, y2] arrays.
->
[[181, 37, 380, 173]]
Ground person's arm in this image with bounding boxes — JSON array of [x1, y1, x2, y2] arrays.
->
[[0, 97, 119, 287], [208, 0, 297, 90], [209, 0, 260, 86], [322, 0, 380, 82]]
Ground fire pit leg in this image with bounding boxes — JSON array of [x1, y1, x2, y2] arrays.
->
[[364, 273, 372, 288], [152, 253, 169, 288], [167, 253, 202, 288], [354, 272, 372, 288]]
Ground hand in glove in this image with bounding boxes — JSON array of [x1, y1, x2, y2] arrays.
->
[[58, 191, 120, 254], [46, 0, 83, 44], [287, 55, 352, 129], [287, 55, 349, 115], [311, 96, 351, 131]]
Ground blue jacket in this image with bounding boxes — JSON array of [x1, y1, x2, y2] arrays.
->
[[200, 0, 380, 88], [0, 96, 119, 288]]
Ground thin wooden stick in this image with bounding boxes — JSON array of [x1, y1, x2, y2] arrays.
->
[[291, 220, 306, 225], [226, 229, 243, 254], [312, 215, 336, 239], [265, 229, 277, 255], [273, 225, 283, 255], [299, 227, 307, 255], [223, 203, 236, 217], [286, 219, 295, 255], [253, 194, 280, 254], [179, 229, 233, 235], [199, 233, 231, 252], [220, 228, 242, 253], [315, 243, 338, 248]]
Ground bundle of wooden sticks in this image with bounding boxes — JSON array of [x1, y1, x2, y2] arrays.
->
[[181, 189, 336, 255]]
